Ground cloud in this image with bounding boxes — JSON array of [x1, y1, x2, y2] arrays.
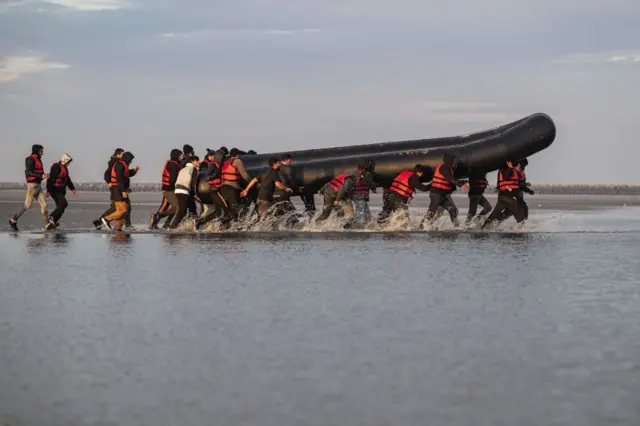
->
[[159, 28, 325, 40], [0, 54, 70, 83], [42, 0, 130, 11], [554, 50, 640, 64]]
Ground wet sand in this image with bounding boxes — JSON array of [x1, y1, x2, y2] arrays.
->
[[1, 190, 638, 232]]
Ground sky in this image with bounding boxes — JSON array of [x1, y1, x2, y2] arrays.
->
[[1, 0, 639, 184]]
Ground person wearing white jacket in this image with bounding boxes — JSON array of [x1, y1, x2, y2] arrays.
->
[[169, 156, 200, 229]]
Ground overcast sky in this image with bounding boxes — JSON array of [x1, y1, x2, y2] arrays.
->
[[1, 0, 639, 184]]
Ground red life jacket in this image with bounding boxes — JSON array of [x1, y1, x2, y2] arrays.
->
[[52, 163, 68, 188], [354, 171, 370, 195], [162, 160, 179, 187], [25, 154, 44, 183], [222, 158, 241, 183], [431, 163, 455, 191], [209, 161, 222, 189], [516, 168, 527, 183], [469, 175, 488, 190], [389, 170, 416, 199], [328, 174, 350, 191], [109, 160, 129, 188], [497, 168, 519, 192]]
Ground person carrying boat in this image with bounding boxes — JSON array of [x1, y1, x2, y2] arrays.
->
[[376, 164, 431, 226], [419, 153, 468, 229], [314, 167, 373, 224], [481, 160, 527, 228], [168, 156, 201, 229], [465, 171, 492, 224], [46, 153, 76, 228], [195, 149, 232, 230], [496, 158, 534, 222], [352, 159, 378, 225], [241, 157, 293, 222], [221, 148, 252, 223]]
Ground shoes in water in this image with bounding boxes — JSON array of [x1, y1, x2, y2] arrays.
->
[[8, 218, 18, 231], [101, 217, 112, 231], [92, 219, 102, 230]]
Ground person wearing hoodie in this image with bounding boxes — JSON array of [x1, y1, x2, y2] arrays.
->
[[221, 148, 252, 222], [101, 151, 136, 231], [482, 160, 526, 228], [94, 148, 140, 229], [46, 154, 76, 227], [9, 144, 50, 231], [169, 156, 201, 229], [419, 153, 468, 229], [194, 149, 230, 229], [150, 149, 183, 229]]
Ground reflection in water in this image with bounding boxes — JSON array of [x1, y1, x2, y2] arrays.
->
[[110, 232, 132, 244], [24, 232, 70, 254]]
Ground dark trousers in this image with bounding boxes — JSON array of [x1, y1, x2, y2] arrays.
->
[[377, 191, 410, 224], [50, 192, 68, 223], [196, 191, 231, 228], [466, 193, 492, 222], [221, 186, 242, 222], [186, 196, 198, 218], [421, 192, 459, 227], [498, 198, 529, 221], [482, 193, 526, 228], [169, 194, 190, 229]]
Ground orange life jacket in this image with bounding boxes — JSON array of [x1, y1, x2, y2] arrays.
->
[[25, 154, 44, 183], [497, 168, 520, 192], [222, 158, 241, 183], [162, 160, 179, 188], [431, 163, 455, 191], [328, 174, 350, 191], [52, 163, 68, 188], [108, 160, 129, 188], [389, 170, 416, 199]]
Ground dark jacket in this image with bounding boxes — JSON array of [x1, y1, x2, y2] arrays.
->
[[25, 155, 45, 184], [162, 151, 182, 192], [47, 163, 75, 194], [110, 152, 135, 201], [274, 164, 297, 199]]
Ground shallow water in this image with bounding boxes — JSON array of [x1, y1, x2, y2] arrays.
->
[[1, 205, 640, 426]]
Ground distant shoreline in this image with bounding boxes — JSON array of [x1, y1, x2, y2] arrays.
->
[[2, 182, 640, 195]]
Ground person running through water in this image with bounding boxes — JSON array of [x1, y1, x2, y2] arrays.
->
[[101, 151, 136, 231], [150, 149, 182, 229], [481, 160, 527, 228], [241, 157, 293, 224], [9, 144, 50, 231], [168, 156, 201, 229], [46, 153, 76, 228], [376, 164, 431, 227]]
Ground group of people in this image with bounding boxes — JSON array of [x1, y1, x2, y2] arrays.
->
[[7, 143, 534, 232]]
